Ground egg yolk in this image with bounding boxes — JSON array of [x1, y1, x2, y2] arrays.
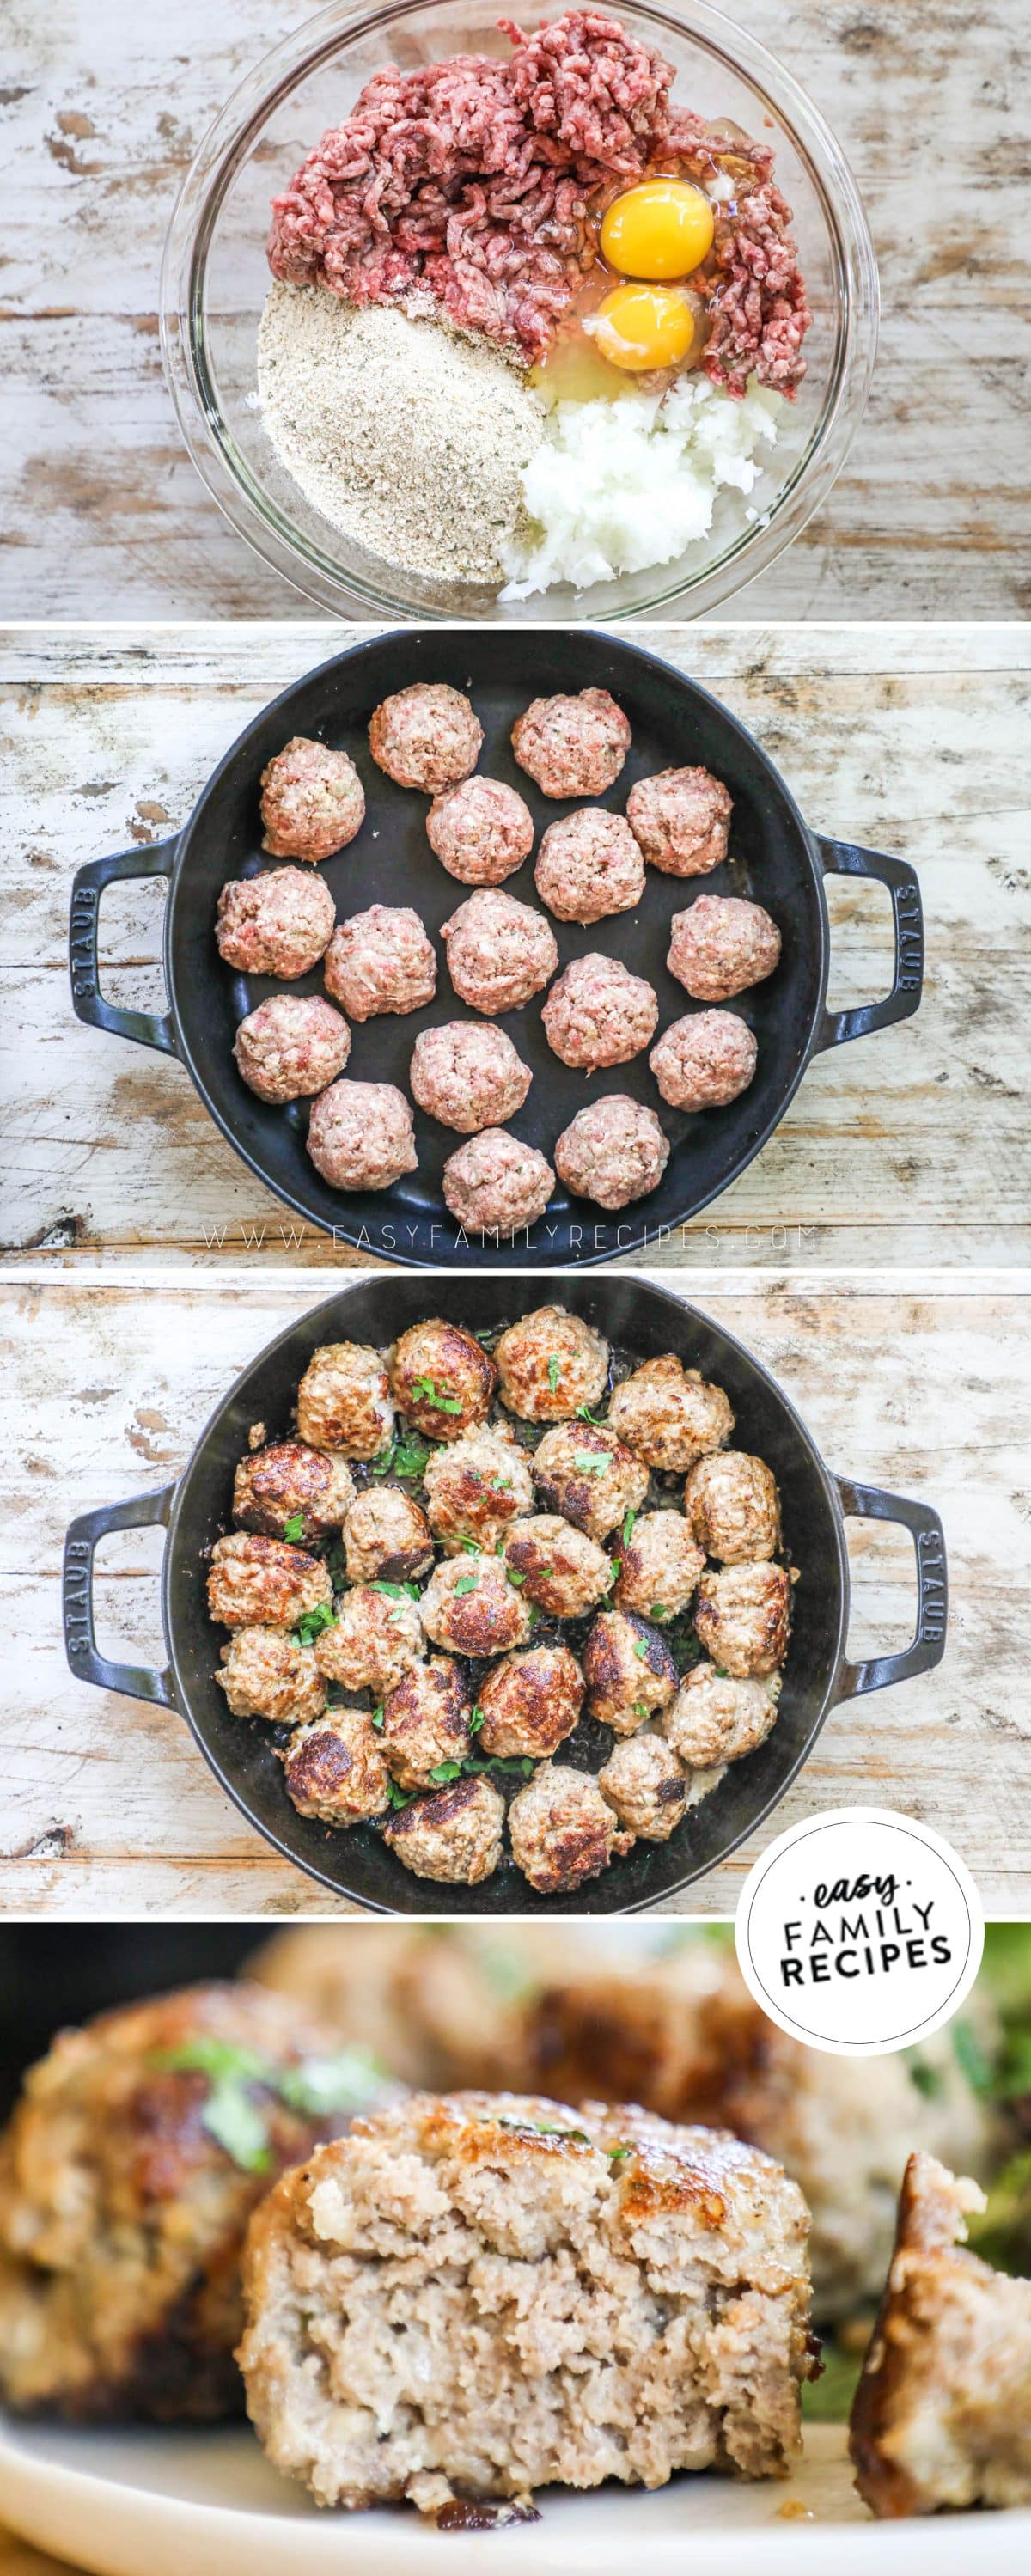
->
[[600, 179, 715, 281], [590, 283, 696, 374]]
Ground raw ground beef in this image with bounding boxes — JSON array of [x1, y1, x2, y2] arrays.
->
[[268, 11, 809, 396]]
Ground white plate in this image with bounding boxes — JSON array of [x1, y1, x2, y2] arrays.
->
[[1, 2416, 1029, 2576]]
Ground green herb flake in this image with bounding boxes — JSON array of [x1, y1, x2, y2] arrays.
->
[[428, 1761, 463, 1785], [282, 1513, 306, 1542], [633, 1639, 650, 1662], [546, 1354, 562, 1394], [461, 1537, 483, 1555], [469, 1705, 485, 1735], [202, 2085, 272, 2174], [454, 1573, 479, 1596], [370, 1580, 407, 1600], [632, 1700, 648, 1718], [506, 1564, 527, 1585], [393, 1435, 432, 1480], [295, 1602, 336, 1648], [385, 1779, 413, 1810], [574, 1450, 609, 1476], [370, 1705, 385, 1731], [650, 1602, 669, 1621], [576, 1403, 604, 1423], [608, 2142, 635, 2164], [622, 1510, 637, 1544], [278, 2046, 387, 2117], [412, 1376, 462, 1417]]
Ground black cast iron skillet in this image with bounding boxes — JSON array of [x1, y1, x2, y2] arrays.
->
[[68, 630, 924, 1269], [63, 1278, 947, 1914]]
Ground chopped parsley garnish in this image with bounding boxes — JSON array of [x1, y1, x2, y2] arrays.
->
[[573, 1450, 608, 1476], [294, 1602, 336, 1647], [412, 1376, 463, 1416], [454, 1573, 479, 1595], [608, 2141, 635, 2164], [491, 1475, 513, 1492], [633, 1639, 650, 1661], [147, 2036, 387, 2174], [428, 1761, 463, 1785], [386, 1779, 413, 1809], [546, 1354, 562, 1394], [650, 1602, 669, 1621], [370, 1704, 385, 1731], [505, 1564, 527, 1584], [460, 1536, 483, 1555], [370, 1579, 421, 1601], [282, 1513, 306, 1542], [372, 1432, 433, 1482], [622, 1510, 637, 1545], [469, 1705, 485, 1734], [632, 1700, 648, 1718], [576, 1403, 605, 1423], [493, 2116, 591, 2142]]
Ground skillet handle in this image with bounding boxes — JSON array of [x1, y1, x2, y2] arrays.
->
[[69, 838, 180, 1053], [64, 1486, 178, 1706], [814, 839, 924, 1047], [833, 1478, 947, 1700]]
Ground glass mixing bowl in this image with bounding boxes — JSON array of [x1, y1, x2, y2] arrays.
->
[[161, 0, 878, 620]]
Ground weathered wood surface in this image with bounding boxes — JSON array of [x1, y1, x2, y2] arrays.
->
[[2, 623, 1028, 1272], [2, 1273, 1028, 1919], [0, 1, 1027, 619]]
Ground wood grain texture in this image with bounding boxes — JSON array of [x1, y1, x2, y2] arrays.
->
[[0, 0, 1027, 618], [2, 1272, 1028, 1920]]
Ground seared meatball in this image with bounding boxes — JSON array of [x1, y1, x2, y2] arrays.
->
[[216, 1626, 327, 1726], [477, 1644, 584, 1761], [207, 1534, 332, 1631], [495, 1303, 609, 1425], [441, 889, 558, 1014], [314, 1585, 425, 1696], [259, 737, 364, 863], [534, 809, 644, 925], [216, 867, 334, 979], [296, 1342, 394, 1461], [381, 1775, 504, 1885], [582, 1609, 678, 1732], [694, 1561, 793, 1677], [390, 1320, 497, 1442], [598, 1732, 689, 1841], [607, 1355, 734, 1473], [422, 1422, 534, 1553], [419, 1554, 531, 1657], [685, 1451, 781, 1563], [612, 1509, 705, 1619], [503, 1514, 613, 1620], [542, 954, 658, 1070], [531, 1419, 648, 1541], [442, 1128, 555, 1235], [626, 766, 732, 877], [511, 688, 631, 798], [233, 1439, 356, 1541], [324, 906, 436, 1021], [381, 1656, 472, 1790], [369, 685, 482, 792], [282, 1711, 391, 1824], [508, 1762, 633, 1893], [307, 1080, 418, 1192], [409, 1022, 532, 1133], [341, 1486, 434, 1584], [650, 1010, 758, 1111], [668, 896, 781, 1001], [554, 1096, 669, 1211], [427, 778, 534, 884], [663, 1664, 779, 1767], [233, 995, 350, 1105]]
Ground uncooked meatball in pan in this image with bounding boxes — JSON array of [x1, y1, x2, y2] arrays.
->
[[541, 954, 658, 1071], [534, 809, 644, 925], [508, 1761, 633, 1894], [259, 737, 364, 863], [233, 996, 351, 1104], [216, 868, 335, 980], [494, 1303, 609, 1424], [409, 1022, 532, 1133], [233, 1439, 356, 1541], [369, 684, 482, 792], [282, 1710, 392, 1825], [650, 1010, 758, 1111], [390, 1319, 497, 1441], [553, 1096, 670, 1211], [441, 889, 558, 1014], [307, 1080, 418, 1192], [510, 688, 631, 797], [427, 778, 534, 884], [381, 1773, 504, 1885], [668, 895, 781, 1002], [442, 1128, 555, 1236], [296, 1341, 393, 1461], [531, 1419, 649, 1541], [324, 906, 436, 1021], [626, 766, 732, 876]]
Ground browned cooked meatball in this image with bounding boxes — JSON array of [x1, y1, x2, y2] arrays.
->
[[597, 1731, 689, 1841], [409, 1022, 532, 1133], [541, 955, 659, 1074], [340, 1486, 434, 1584], [307, 1080, 418, 1191], [422, 1422, 534, 1553], [611, 1509, 706, 1620], [390, 1320, 497, 1441], [694, 1561, 793, 1677], [233, 1440, 356, 1541], [607, 1356, 734, 1472], [662, 1664, 779, 1767], [441, 889, 558, 1014], [381, 1774, 504, 1885], [419, 1554, 531, 1657], [503, 1515, 613, 1620], [626, 766, 732, 876], [650, 1011, 758, 1111], [314, 1585, 425, 1695], [233, 995, 350, 1104], [668, 896, 781, 1001], [534, 809, 644, 925], [477, 1644, 584, 1761], [324, 906, 436, 1021], [582, 1609, 678, 1732], [442, 1129, 555, 1235], [554, 1096, 670, 1211], [260, 737, 364, 863], [216, 867, 335, 979], [511, 689, 631, 798], [427, 779, 534, 885], [369, 685, 482, 792], [296, 1342, 394, 1461], [207, 1534, 332, 1631], [282, 1710, 391, 1824], [531, 1419, 649, 1541], [216, 1626, 327, 1725], [380, 1656, 472, 1790], [495, 1304, 609, 1424], [685, 1451, 781, 1563], [508, 1761, 633, 1894]]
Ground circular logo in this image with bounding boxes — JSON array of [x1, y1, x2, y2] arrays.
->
[[735, 1806, 985, 2055]]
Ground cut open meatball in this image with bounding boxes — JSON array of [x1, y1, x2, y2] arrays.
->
[[282, 1711, 391, 1825], [390, 1320, 497, 1442], [542, 954, 659, 1070], [441, 889, 557, 1014], [626, 766, 732, 876], [216, 867, 335, 980], [598, 1731, 690, 1841], [234, 995, 351, 1103], [260, 737, 364, 863], [216, 1626, 327, 1727], [313, 1585, 424, 1697], [419, 1554, 531, 1657], [662, 1665, 779, 1769], [582, 1609, 678, 1733], [495, 1303, 609, 1424], [607, 1355, 734, 1473], [503, 1515, 614, 1620], [442, 1129, 555, 1236], [650, 1010, 758, 1112], [554, 1096, 669, 1211], [511, 688, 631, 797], [369, 685, 482, 792], [534, 809, 644, 925], [422, 1421, 534, 1554], [340, 1486, 434, 1585], [668, 896, 781, 1002], [477, 1644, 584, 1761], [324, 906, 436, 1021], [381, 1776, 504, 1885], [409, 1022, 532, 1133], [207, 1533, 332, 1631], [694, 1562, 793, 1678], [380, 1655, 472, 1790], [508, 1766, 634, 1893], [531, 1419, 649, 1541], [611, 1508, 705, 1619], [427, 778, 534, 884], [685, 1451, 781, 1563], [296, 1342, 394, 1461], [307, 1080, 418, 1192], [233, 1440, 356, 1541]]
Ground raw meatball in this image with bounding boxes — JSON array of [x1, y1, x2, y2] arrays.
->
[[607, 1355, 734, 1472], [477, 1644, 585, 1761], [694, 1562, 793, 1678], [503, 1515, 613, 1620], [419, 1555, 531, 1657], [511, 688, 631, 797], [307, 1080, 418, 1192], [409, 1022, 532, 1133], [650, 1010, 758, 1111], [442, 1129, 555, 1235], [598, 1732, 689, 1841], [422, 1422, 534, 1553], [259, 737, 364, 862], [554, 1096, 669, 1211], [313, 1585, 424, 1695], [542, 954, 658, 1070], [495, 1303, 609, 1424], [531, 1419, 649, 1542], [369, 684, 482, 792], [207, 1534, 332, 1631], [324, 906, 436, 1021], [427, 779, 534, 884], [216, 867, 334, 979], [626, 766, 732, 876], [582, 1610, 678, 1733], [668, 896, 781, 1001], [663, 1665, 779, 1767], [233, 995, 350, 1105], [381, 1656, 472, 1790], [441, 889, 557, 1013], [340, 1486, 434, 1585], [233, 1440, 356, 1541], [685, 1451, 781, 1563], [534, 809, 644, 925], [381, 1776, 504, 1885], [282, 1711, 391, 1824], [612, 1509, 705, 1619], [391, 1319, 497, 1442], [296, 1341, 394, 1461], [508, 1762, 633, 1894], [216, 1626, 327, 1726]]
